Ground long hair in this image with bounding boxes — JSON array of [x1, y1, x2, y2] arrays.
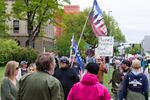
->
[[5, 61, 19, 79]]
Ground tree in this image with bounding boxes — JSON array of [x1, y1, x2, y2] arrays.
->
[[0, 0, 9, 38], [103, 11, 125, 43], [125, 44, 142, 55], [62, 9, 98, 48], [57, 9, 125, 52], [12, 0, 70, 48], [55, 32, 86, 57]]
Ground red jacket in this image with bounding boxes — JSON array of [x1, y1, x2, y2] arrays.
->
[[67, 72, 110, 100]]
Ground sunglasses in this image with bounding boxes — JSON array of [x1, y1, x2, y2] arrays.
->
[[97, 59, 102, 60], [16, 67, 19, 70], [29, 69, 35, 71]]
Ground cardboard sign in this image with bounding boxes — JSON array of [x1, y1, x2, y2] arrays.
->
[[95, 36, 114, 56]]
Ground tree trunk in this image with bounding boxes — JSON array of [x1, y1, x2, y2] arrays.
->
[[28, 34, 34, 48], [27, 21, 34, 48]]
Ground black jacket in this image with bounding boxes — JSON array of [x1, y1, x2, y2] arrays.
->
[[54, 67, 80, 100]]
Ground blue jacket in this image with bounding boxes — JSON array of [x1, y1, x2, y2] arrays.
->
[[121, 71, 148, 100]]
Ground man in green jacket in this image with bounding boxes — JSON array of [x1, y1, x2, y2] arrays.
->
[[17, 52, 64, 100]]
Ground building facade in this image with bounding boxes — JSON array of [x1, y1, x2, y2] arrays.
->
[[143, 35, 150, 52], [64, 5, 80, 14], [6, 0, 55, 53]]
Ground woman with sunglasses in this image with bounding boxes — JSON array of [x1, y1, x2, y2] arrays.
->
[[1, 61, 19, 100]]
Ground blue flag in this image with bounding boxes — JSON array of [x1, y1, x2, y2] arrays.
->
[[71, 35, 84, 71]]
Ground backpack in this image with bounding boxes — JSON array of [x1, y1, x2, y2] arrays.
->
[[126, 89, 145, 100], [125, 72, 145, 100]]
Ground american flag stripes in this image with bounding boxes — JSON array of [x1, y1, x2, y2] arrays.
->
[[89, 0, 108, 36]]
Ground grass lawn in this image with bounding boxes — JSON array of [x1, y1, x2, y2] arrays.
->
[[103, 67, 113, 96], [0, 66, 5, 96]]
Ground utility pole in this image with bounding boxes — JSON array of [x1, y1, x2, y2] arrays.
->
[[107, 10, 112, 92], [108, 11, 112, 36]]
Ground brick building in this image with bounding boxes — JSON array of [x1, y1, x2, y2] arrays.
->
[[64, 5, 80, 14], [55, 5, 80, 37]]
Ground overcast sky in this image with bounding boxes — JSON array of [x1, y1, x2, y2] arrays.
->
[[70, 0, 150, 43]]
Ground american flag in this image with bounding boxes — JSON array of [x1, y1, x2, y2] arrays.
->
[[89, 0, 107, 36]]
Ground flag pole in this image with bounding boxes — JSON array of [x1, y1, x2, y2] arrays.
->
[[70, 34, 74, 59], [77, 9, 92, 48], [70, 9, 92, 69], [70, 0, 94, 72]]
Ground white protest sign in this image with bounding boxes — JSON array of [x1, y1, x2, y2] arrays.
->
[[95, 36, 114, 56]]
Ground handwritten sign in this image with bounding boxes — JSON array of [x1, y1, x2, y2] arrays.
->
[[95, 36, 114, 56]]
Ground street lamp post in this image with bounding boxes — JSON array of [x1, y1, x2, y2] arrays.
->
[[107, 10, 112, 92], [108, 11, 112, 36]]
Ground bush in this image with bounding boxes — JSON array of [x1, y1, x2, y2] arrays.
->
[[0, 39, 19, 65], [9, 47, 38, 65], [0, 39, 38, 66]]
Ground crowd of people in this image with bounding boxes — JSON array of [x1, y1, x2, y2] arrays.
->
[[110, 56, 150, 100], [1, 52, 150, 100]]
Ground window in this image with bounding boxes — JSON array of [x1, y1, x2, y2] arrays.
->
[[13, 20, 19, 33]]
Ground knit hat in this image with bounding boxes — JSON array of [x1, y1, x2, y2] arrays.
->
[[86, 62, 99, 75]]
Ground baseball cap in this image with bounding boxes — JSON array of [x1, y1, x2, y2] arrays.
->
[[121, 60, 131, 67], [60, 56, 69, 64], [20, 61, 28, 65]]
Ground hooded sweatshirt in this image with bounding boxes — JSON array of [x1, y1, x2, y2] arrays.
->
[[67, 72, 110, 100], [122, 70, 148, 100]]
